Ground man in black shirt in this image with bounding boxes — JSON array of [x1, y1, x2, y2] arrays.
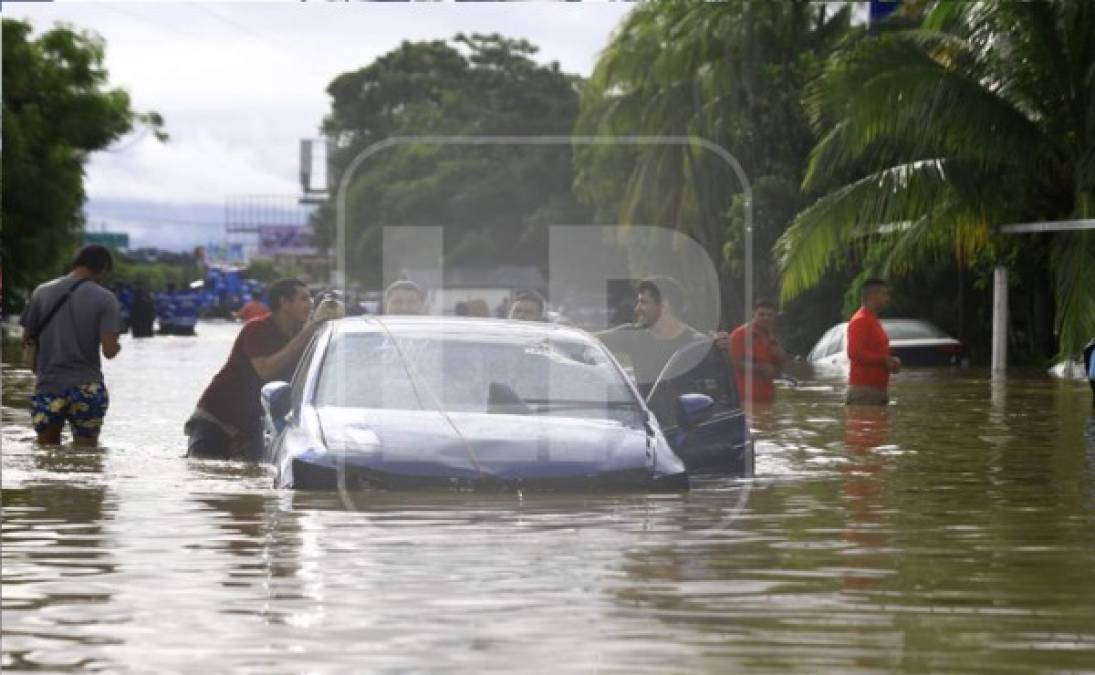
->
[[597, 276, 705, 397]]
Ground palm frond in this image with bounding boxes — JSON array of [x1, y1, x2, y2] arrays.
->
[[780, 158, 994, 301], [805, 62, 1048, 190], [1049, 228, 1095, 357]]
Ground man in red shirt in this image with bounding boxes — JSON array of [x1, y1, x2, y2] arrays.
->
[[726, 299, 786, 405], [845, 278, 901, 405], [236, 294, 270, 322], [185, 278, 325, 459]]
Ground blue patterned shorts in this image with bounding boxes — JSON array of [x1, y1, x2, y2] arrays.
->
[[31, 382, 110, 438]]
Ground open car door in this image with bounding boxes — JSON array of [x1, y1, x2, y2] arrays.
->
[[645, 339, 754, 475]]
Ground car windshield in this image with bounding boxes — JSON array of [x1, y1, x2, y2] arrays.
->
[[882, 319, 949, 340], [314, 332, 640, 421]]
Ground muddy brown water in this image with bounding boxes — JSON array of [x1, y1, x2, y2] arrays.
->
[[3, 320, 1094, 673]]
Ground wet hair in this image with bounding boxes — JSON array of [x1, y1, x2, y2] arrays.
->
[[384, 279, 424, 301], [754, 298, 777, 311], [861, 277, 889, 297], [637, 275, 685, 314], [268, 278, 308, 312], [69, 245, 113, 274], [511, 290, 545, 313]]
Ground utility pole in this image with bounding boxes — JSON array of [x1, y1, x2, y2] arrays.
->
[[993, 219, 1095, 375]]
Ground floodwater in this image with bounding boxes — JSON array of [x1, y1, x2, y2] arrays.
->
[[3, 320, 1094, 673]]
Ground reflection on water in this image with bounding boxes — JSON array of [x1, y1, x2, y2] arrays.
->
[[2, 322, 1094, 671]]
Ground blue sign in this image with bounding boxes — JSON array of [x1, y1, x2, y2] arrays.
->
[[869, 0, 901, 23], [84, 232, 130, 249]]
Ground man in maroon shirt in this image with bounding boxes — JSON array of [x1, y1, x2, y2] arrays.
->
[[845, 278, 901, 406], [185, 278, 324, 459]]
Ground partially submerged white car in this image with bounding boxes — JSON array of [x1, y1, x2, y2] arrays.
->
[[808, 318, 965, 369]]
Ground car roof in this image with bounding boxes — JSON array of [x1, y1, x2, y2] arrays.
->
[[824, 318, 947, 330], [816, 318, 956, 343], [329, 315, 595, 342]]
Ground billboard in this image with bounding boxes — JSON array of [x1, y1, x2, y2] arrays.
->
[[257, 225, 317, 257], [204, 242, 247, 264], [84, 231, 130, 249]]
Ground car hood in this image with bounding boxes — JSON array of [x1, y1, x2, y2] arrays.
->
[[315, 407, 668, 479]]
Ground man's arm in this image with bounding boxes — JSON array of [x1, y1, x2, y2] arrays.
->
[[250, 321, 324, 382], [101, 332, 121, 359], [727, 329, 780, 378], [19, 291, 40, 346], [100, 294, 122, 359]]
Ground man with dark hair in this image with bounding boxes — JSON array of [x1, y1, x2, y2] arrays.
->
[[130, 283, 156, 338], [384, 280, 425, 315], [636, 276, 685, 317], [597, 276, 704, 396], [725, 298, 786, 405], [19, 245, 122, 446], [508, 290, 546, 322], [186, 278, 325, 459], [846, 278, 900, 405]]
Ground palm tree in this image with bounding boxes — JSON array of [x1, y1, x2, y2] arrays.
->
[[777, 1, 1095, 357], [575, 2, 852, 303]]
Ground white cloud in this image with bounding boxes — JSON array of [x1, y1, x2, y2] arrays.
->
[[86, 129, 299, 202], [15, 1, 633, 246]]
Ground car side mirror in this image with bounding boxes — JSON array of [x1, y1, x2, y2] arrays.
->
[[261, 381, 292, 421], [677, 393, 715, 430]]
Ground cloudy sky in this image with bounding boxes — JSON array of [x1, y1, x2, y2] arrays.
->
[[13, 1, 633, 250]]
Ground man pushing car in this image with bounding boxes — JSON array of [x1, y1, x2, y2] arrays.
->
[[185, 278, 328, 460]]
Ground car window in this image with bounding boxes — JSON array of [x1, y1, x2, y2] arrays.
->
[[290, 330, 323, 413], [829, 326, 846, 356], [819, 325, 843, 358], [314, 332, 641, 422], [646, 341, 738, 430], [816, 327, 834, 358], [881, 319, 948, 340]]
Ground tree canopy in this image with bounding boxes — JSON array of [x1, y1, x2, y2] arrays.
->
[[2, 18, 165, 312], [312, 34, 591, 287], [574, 2, 854, 323], [777, 1, 1095, 356]]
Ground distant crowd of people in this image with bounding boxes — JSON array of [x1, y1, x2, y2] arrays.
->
[[18, 244, 1095, 450], [108, 281, 264, 337]]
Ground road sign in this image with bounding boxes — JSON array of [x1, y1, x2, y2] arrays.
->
[[84, 232, 130, 249]]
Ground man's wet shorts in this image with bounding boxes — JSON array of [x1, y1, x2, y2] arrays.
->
[[31, 382, 110, 437]]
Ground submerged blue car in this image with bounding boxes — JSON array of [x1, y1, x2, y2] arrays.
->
[[260, 317, 753, 491]]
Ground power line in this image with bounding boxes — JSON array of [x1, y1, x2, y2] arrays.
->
[[189, 2, 291, 56]]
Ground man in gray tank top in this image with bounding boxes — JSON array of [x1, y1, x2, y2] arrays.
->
[[597, 276, 706, 397], [19, 245, 122, 446]]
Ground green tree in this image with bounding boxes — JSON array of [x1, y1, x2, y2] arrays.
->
[[110, 255, 184, 293], [312, 34, 590, 287], [777, 1, 1095, 357], [1, 19, 165, 312], [575, 2, 853, 324]]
